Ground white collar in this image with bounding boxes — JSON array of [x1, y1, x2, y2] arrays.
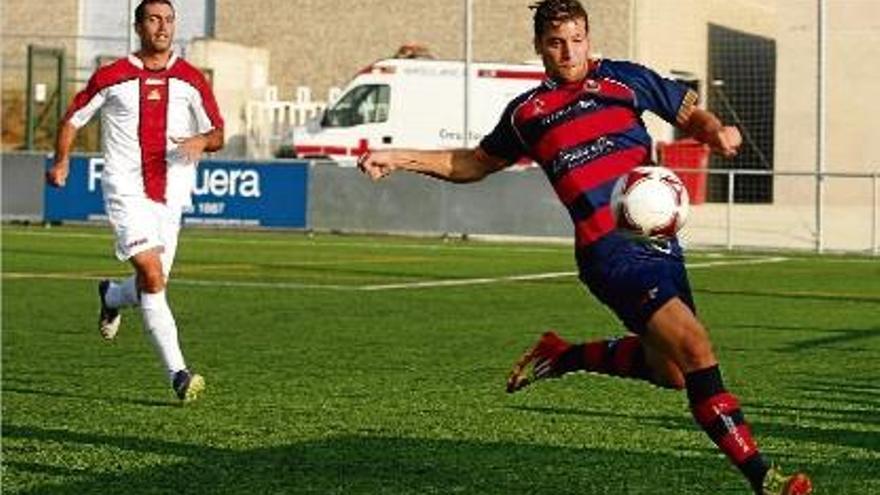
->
[[128, 51, 178, 71]]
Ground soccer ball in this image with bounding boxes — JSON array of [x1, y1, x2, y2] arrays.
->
[[610, 166, 690, 238]]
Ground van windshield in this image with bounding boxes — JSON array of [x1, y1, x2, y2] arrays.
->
[[322, 84, 390, 127]]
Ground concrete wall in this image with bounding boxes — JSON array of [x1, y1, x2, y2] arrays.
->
[[630, 0, 776, 155], [186, 38, 271, 157], [213, 0, 631, 101], [776, 0, 880, 177], [9, 0, 879, 184], [310, 165, 877, 253], [4, 1, 878, 242], [774, 0, 880, 205], [1, 0, 80, 151], [2, 152, 46, 220], [824, 1, 880, 177], [633, 0, 775, 75], [3, 154, 875, 253], [1, 0, 80, 89], [628, 0, 880, 207], [309, 164, 570, 237], [215, 0, 463, 102]]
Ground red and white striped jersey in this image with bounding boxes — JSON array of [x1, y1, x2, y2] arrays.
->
[[65, 52, 224, 207]]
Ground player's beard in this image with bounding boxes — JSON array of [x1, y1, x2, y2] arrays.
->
[[150, 36, 172, 53], [552, 60, 589, 83], [142, 32, 172, 55]]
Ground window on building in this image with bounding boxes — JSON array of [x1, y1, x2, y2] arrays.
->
[[707, 24, 777, 203]]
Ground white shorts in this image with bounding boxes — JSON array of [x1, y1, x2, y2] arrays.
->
[[104, 195, 182, 275]]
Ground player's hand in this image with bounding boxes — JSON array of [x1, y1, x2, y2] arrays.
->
[[357, 151, 396, 181], [45, 159, 70, 188], [171, 135, 208, 162], [711, 126, 742, 158]]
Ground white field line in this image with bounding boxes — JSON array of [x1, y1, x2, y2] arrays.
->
[[358, 256, 790, 290], [3, 230, 569, 254], [358, 271, 577, 291], [2, 256, 787, 291], [1, 272, 351, 291], [7, 230, 877, 262], [687, 256, 788, 269]]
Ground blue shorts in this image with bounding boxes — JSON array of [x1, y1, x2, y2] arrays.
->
[[576, 232, 695, 334]]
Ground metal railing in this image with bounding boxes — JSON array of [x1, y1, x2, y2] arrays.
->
[[670, 167, 879, 255]]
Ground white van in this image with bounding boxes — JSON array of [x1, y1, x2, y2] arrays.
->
[[288, 58, 546, 164]]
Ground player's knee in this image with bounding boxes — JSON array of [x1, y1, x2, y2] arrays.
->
[[661, 374, 686, 390], [651, 359, 686, 390], [678, 334, 715, 371], [137, 269, 166, 293], [131, 250, 167, 293]]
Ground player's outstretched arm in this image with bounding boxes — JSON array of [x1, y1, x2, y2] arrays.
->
[[679, 108, 742, 158], [358, 148, 508, 183], [46, 121, 78, 188]]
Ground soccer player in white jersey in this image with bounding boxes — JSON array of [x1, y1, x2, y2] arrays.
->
[[46, 0, 224, 403]]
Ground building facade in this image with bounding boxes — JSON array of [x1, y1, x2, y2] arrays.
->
[[3, 0, 878, 190]]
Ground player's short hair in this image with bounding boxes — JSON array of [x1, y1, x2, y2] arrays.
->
[[530, 0, 589, 38], [134, 0, 175, 25]]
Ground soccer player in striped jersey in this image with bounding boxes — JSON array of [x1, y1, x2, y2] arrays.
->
[[358, 1, 811, 493], [46, 0, 224, 403]]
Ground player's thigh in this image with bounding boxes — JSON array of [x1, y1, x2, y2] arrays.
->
[[580, 242, 694, 335], [104, 195, 165, 262], [104, 196, 182, 275], [156, 205, 183, 278], [643, 343, 685, 389]]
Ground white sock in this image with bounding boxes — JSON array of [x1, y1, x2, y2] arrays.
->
[[140, 290, 186, 381], [105, 276, 139, 308]]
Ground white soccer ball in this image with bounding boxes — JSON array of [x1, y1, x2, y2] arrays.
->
[[610, 165, 690, 238]]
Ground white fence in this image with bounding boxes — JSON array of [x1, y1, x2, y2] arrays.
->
[[245, 86, 340, 159]]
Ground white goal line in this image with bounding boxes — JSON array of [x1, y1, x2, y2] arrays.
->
[[2, 256, 787, 292]]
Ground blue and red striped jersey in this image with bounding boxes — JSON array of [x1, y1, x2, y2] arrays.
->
[[480, 59, 697, 248]]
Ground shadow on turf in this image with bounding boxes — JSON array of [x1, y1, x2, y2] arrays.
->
[[509, 404, 693, 431], [2, 385, 175, 408], [748, 401, 880, 428], [783, 327, 880, 352], [2, 424, 752, 495], [510, 399, 880, 454], [7, 422, 880, 494], [724, 323, 880, 352], [695, 287, 880, 304]]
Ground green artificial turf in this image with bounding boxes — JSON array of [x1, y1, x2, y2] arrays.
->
[[3, 224, 878, 494]]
